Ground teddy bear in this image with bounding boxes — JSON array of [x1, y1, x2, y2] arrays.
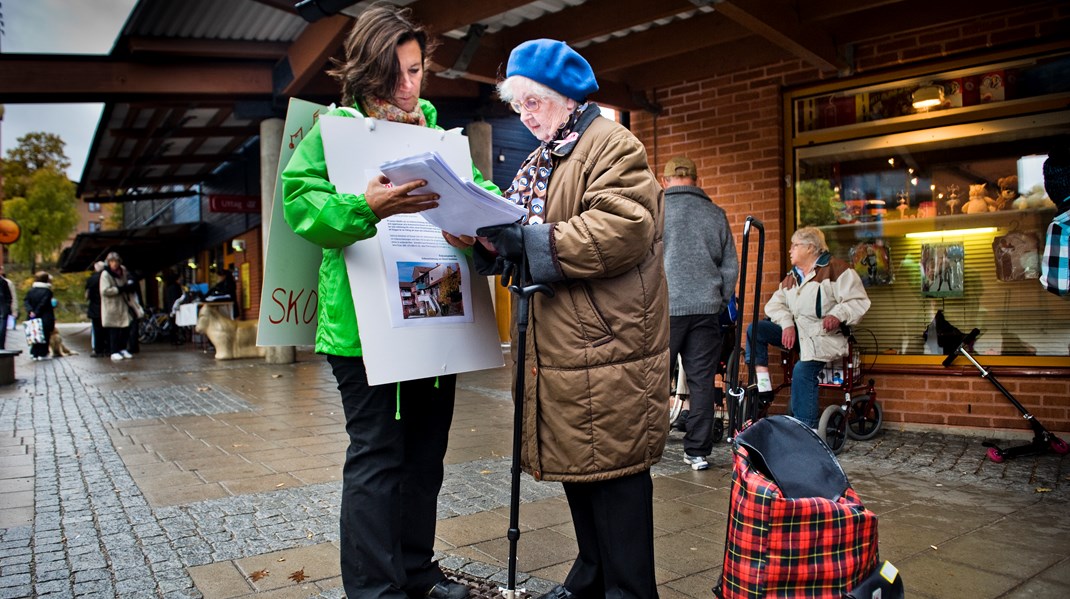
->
[[994, 176, 1018, 210], [1012, 183, 1057, 210], [961, 183, 995, 214]]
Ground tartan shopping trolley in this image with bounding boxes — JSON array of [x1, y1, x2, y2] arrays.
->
[[713, 415, 905, 599]]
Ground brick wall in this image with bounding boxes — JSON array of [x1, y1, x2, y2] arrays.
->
[[632, 6, 1070, 434]]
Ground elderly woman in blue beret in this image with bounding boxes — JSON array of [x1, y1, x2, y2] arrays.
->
[[456, 39, 669, 599]]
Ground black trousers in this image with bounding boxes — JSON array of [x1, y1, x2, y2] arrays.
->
[[0, 307, 9, 349], [90, 317, 107, 355], [668, 314, 724, 457], [562, 470, 658, 599], [106, 326, 129, 355], [30, 320, 55, 359], [328, 355, 456, 599]]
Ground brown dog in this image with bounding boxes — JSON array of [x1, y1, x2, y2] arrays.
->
[[49, 329, 79, 357]]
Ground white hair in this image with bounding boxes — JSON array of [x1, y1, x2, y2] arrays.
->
[[497, 75, 570, 108]]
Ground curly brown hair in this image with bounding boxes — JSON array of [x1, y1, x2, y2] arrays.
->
[[327, 3, 437, 104]]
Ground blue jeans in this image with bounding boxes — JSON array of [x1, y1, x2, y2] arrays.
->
[[745, 320, 824, 428]]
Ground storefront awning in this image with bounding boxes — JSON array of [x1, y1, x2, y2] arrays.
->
[[59, 222, 207, 274]]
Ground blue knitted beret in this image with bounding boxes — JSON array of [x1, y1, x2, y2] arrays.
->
[[506, 39, 599, 102]]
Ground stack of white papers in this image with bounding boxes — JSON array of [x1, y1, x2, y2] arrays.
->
[[379, 152, 527, 237]]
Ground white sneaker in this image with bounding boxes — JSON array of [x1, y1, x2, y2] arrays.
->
[[684, 454, 709, 470], [120, 350, 133, 359], [110, 353, 124, 361]]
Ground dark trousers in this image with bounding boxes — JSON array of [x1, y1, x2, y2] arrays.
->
[[30, 320, 54, 359], [0, 307, 9, 349], [562, 470, 658, 599], [669, 314, 724, 457], [328, 355, 456, 599], [106, 326, 129, 355], [90, 317, 107, 355]]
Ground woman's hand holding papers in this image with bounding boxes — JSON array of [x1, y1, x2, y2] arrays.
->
[[442, 232, 475, 249], [443, 231, 498, 254], [365, 175, 439, 219]]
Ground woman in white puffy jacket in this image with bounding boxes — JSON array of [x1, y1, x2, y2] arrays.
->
[[746, 227, 871, 427]]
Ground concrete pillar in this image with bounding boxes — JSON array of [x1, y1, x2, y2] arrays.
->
[[467, 121, 493, 183], [259, 117, 296, 365]]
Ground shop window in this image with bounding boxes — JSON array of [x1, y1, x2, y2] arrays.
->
[[786, 45, 1070, 363]]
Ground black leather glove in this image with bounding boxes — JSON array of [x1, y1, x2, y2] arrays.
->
[[476, 223, 525, 262]]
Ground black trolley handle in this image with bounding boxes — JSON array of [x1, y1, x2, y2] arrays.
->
[[726, 216, 764, 429]]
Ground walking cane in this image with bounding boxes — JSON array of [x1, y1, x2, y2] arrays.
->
[[500, 256, 553, 599]]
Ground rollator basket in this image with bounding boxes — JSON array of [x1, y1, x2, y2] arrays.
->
[[715, 416, 891, 599]]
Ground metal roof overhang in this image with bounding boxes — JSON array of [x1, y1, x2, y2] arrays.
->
[[58, 222, 207, 274]]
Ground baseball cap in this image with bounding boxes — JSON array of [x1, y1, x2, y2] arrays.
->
[[664, 157, 697, 178]]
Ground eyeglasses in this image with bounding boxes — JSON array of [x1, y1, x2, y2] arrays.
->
[[509, 96, 541, 114], [790, 242, 810, 250]]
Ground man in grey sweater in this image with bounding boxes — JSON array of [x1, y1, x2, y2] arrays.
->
[[662, 157, 739, 470]]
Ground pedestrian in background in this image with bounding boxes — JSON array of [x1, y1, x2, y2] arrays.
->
[[100, 252, 142, 361], [85, 261, 108, 357], [0, 264, 16, 349], [661, 156, 739, 471], [24, 271, 55, 361], [471, 39, 668, 599]]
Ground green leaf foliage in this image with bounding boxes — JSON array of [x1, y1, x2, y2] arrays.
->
[[5, 168, 80, 267], [3, 132, 71, 200]]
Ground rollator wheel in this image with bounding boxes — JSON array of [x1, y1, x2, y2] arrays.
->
[[986, 447, 1005, 463], [846, 396, 883, 440], [711, 416, 724, 444], [1051, 437, 1070, 455], [818, 405, 847, 454]]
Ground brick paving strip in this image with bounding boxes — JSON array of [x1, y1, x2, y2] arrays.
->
[[1, 348, 1067, 598]]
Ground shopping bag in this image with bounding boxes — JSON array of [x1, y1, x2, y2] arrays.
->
[[716, 416, 879, 599], [24, 318, 46, 345]]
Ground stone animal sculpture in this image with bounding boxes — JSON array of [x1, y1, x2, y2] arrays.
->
[[195, 303, 264, 360]]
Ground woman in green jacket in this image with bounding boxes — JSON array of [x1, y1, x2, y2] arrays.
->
[[280, 6, 497, 599]]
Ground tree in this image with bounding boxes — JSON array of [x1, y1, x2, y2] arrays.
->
[[2, 132, 71, 200], [5, 168, 79, 271]]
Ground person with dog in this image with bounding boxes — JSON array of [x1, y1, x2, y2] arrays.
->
[[660, 156, 738, 471], [745, 227, 871, 428], [461, 39, 668, 599], [24, 271, 55, 361], [280, 5, 499, 598]]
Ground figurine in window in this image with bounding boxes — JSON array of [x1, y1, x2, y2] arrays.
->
[[942, 183, 962, 215], [962, 183, 995, 214], [995, 176, 1018, 211]]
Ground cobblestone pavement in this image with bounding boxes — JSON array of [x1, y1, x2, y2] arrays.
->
[[0, 324, 1067, 598]]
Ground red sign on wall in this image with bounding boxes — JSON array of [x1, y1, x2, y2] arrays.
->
[[209, 195, 260, 213]]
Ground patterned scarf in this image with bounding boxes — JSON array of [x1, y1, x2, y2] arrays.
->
[[360, 95, 427, 126], [505, 103, 598, 225]]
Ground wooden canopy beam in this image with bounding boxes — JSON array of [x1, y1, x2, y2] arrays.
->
[[0, 56, 273, 103], [713, 0, 846, 73]]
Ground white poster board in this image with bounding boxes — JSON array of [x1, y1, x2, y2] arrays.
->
[[320, 115, 504, 385], [257, 98, 328, 346]]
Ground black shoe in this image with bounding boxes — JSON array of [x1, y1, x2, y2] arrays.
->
[[427, 580, 468, 599], [536, 585, 576, 599], [672, 409, 689, 432]]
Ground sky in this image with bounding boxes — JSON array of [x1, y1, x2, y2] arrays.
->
[[1, 0, 139, 182]]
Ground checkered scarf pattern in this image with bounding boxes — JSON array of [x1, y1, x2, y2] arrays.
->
[[717, 446, 878, 598]]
